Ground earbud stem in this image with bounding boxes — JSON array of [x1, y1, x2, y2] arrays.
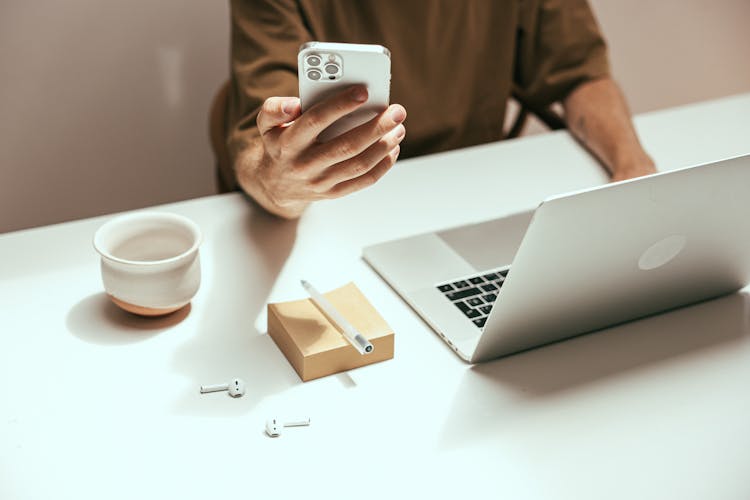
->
[[199, 383, 229, 393], [284, 418, 311, 427]]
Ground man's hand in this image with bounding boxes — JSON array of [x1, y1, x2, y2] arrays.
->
[[236, 85, 406, 218], [610, 162, 657, 182]]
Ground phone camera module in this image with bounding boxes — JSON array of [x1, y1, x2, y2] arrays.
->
[[307, 69, 322, 81], [306, 55, 321, 67]]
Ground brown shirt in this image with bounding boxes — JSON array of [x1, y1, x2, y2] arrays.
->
[[224, 0, 609, 189]]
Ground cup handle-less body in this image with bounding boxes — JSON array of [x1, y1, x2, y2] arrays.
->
[[100, 253, 201, 311], [93, 211, 202, 316]]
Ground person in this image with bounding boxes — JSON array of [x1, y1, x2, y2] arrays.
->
[[220, 0, 656, 219]]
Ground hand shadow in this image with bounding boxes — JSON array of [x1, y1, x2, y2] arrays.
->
[[66, 293, 191, 345], [438, 291, 750, 450], [170, 207, 301, 416]]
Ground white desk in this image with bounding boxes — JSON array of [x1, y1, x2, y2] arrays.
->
[[2, 94, 750, 499]]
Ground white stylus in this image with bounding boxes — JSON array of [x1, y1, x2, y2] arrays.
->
[[300, 280, 374, 355]]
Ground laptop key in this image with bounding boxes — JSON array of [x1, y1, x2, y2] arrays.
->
[[437, 284, 454, 292], [481, 283, 498, 292], [453, 280, 469, 289], [482, 293, 497, 303], [469, 277, 484, 285], [454, 302, 480, 318], [467, 297, 483, 307], [464, 308, 481, 319], [473, 318, 487, 328], [480, 305, 492, 315], [499, 269, 509, 277], [446, 287, 482, 301], [453, 301, 472, 313], [483, 273, 498, 281]]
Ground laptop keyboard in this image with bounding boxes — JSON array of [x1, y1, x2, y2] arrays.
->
[[436, 268, 509, 329]]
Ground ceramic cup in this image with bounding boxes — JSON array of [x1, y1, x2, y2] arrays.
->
[[93, 211, 202, 316]]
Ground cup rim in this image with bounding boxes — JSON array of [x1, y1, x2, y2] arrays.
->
[[93, 211, 202, 267]]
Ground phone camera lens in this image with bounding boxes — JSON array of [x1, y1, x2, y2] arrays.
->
[[306, 55, 321, 66], [307, 69, 321, 81], [324, 64, 339, 75]]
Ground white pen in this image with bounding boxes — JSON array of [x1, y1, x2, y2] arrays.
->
[[301, 280, 374, 355]]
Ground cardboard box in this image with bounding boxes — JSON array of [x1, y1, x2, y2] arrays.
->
[[267, 282, 394, 381]]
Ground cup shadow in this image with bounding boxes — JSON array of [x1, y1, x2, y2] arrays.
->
[[66, 293, 191, 345], [170, 207, 300, 416], [438, 291, 750, 450]]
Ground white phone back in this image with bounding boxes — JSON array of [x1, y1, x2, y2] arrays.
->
[[298, 42, 391, 142]]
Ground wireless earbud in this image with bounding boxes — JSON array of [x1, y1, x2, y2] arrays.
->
[[227, 379, 245, 398], [265, 417, 311, 437], [265, 418, 282, 438], [199, 378, 246, 398]]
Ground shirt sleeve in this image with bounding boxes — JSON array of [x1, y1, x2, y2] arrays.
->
[[514, 0, 610, 109], [225, 0, 312, 181]]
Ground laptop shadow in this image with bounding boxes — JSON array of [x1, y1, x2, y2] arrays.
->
[[439, 290, 750, 450]]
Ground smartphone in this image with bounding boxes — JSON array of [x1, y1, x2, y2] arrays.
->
[[298, 42, 391, 142]]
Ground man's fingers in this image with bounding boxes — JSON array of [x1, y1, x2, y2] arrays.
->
[[286, 85, 369, 148], [257, 97, 301, 135], [313, 104, 407, 167], [327, 146, 400, 198], [312, 124, 405, 190]]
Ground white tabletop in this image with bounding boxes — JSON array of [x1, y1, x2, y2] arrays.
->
[[2, 93, 750, 499]]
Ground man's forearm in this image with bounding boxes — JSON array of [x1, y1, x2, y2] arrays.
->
[[563, 77, 655, 181]]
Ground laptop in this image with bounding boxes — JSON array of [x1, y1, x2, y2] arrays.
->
[[363, 154, 750, 363]]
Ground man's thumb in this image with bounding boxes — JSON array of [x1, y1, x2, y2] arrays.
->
[[257, 97, 301, 134]]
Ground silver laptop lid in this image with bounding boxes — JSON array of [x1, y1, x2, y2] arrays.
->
[[472, 154, 750, 361]]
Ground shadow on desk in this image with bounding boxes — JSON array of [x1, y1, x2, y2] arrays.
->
[[439, 291, 750, 450], [66, 294, 191, 345], [170, 208, 300, 416]]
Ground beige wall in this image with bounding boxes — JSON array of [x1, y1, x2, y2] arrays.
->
[[0, 1, 229, 233], [593, 0, 750, 112], [1, 0, 749, 233]]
